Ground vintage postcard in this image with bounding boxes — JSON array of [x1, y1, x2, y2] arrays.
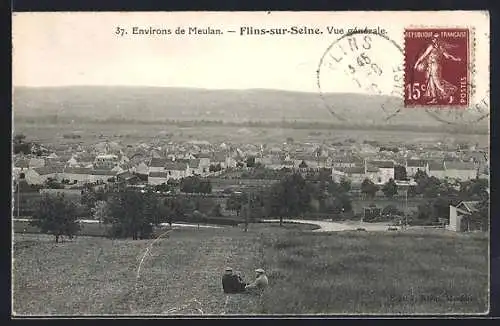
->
[[12, 11, 490, 316]]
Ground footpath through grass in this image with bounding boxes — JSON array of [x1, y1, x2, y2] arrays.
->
[[12, 223, 488, 315]]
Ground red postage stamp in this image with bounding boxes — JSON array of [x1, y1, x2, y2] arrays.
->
[[404, 28, 470, 107]]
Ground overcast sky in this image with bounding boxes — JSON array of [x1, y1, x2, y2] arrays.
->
[[13, 11, 489, 95]]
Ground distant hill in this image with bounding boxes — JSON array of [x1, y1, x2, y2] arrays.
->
[[13, 86, 488, 131]]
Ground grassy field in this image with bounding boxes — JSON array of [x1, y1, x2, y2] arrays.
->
[[12, 223, 489, 316], [14, 122, 489, 148]]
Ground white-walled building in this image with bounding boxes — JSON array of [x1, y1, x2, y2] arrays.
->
[[406, 159, 429, 177], [365, 165, 380, 184], [194, 153, 212, 173], [32, 166, 64, 183], [148, 157, 169, 173], [188, 159, 203, 175], [135, 162, 149, 175], [367, 160, 395, 185], [444, 161, 477, 181], [332, 166, 365, 183], [23, 168, 45, 185], [148, 172, 169, 185], [164, 161, 190, 180], [428, 161, 446, 179], [61, 167, 93, 184], [91, 169, 118, 182]]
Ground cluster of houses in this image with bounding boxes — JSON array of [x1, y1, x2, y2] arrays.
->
[[330, 158, 482, 185], [12, 139, 488, 189]]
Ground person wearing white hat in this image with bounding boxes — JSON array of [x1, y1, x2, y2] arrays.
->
[[222, 267, 247, 293], [245, 268, 268, 291]]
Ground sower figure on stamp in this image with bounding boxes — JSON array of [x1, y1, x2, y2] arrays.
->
[[414, 32, 462, 104]]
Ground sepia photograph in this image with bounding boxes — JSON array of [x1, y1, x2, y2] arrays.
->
[[11, 11, 490, 316]]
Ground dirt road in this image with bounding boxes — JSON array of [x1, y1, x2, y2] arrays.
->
[[261, 219, 401, 232]]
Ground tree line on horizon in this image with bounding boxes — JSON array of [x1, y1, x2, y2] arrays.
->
[[14, 116, 488, 135]]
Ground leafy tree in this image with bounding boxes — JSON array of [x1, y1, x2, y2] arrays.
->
[[414, 197, 454, 225], [265, 173, 311, 226], [105, 189, 160, 239], [81, 190, 97, 217], [31, 194, 81, 243], [246, 156, 256, 168], [209, 163, 222, 172], [164, 197, 184, 226], [142, 191, 163, 229], [339, 178, 351, 193], [416, 176, 441, 198], [407, 185, 417, 197], [382, 205, 403, 217], [327, 180, 339, 195], [459, 179, 489, 201], [180, 176, 212, 194], [14, 134, 32, 155], [414, 170, 428, 184], [361, 178, 378, 199], [470, 197, 489, 231], [382, 179, 398, 198], [315, 169, 332, 183], [328, 193, 352, 215], [154, 183, 171, 193], [211, 203, 223, 217], [167, 178, 179, 186], [226, 192, 245, 216], [91, 200, 109, 222], [394, 165, 407, 180], [45, 177, 65, 189]]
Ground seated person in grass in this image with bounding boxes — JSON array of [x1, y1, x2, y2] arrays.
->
[[245, 268, 268, 292], [222, 267, 247, 294]]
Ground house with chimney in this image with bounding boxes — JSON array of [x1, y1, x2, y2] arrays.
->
[[164, 161, 190, 180], [366, 160, 395, 184], [364, 164, 380, 184], [188, 159, 203, 175], [194, 152, 212, 174], [406, 159, 429, 178]]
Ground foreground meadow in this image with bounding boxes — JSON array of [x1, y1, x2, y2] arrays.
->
[[12, 224, 488, 316]]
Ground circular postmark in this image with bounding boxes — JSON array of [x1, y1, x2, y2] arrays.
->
[[317, 31, 405, 123]]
